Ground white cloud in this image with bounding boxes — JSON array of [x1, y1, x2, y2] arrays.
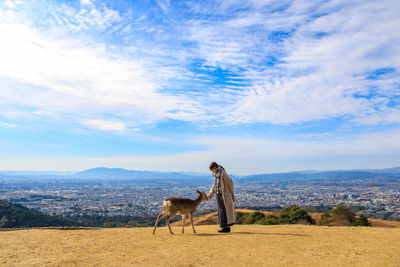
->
[[4, 0, 15, 8], [79, 119, 127, 131], [156, 0, 170, 13], [0, 0, 398, 132], [0, 121, 19, 128], [80, 0, 93, 5], [186, 0, 400, 125], [0, 7, 205, 129]]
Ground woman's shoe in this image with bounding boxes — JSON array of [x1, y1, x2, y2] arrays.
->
[[218, 227, 231, 233]]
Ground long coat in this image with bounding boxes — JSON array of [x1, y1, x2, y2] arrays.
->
[[208, 169, 236, 225]]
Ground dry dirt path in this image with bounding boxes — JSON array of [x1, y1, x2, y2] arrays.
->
[[1, 225, 399, 266]]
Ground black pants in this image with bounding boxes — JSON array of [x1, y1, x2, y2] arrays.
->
[[217, 193, 228, 228]]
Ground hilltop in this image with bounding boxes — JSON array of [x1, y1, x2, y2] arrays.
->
[[0, 200, 77, 228], [1, 225, 400, 266], [0, 200, 156, 228]]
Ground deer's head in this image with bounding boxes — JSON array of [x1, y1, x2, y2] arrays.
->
[[196, 189, 208, 202]]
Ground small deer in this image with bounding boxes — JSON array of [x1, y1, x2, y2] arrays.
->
[[153, 189, 208, 235]]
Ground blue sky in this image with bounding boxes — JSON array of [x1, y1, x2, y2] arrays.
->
[[0, 0, 399, 174]]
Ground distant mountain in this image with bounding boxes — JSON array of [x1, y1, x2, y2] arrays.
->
[[71, 167, 210, 181], [1, 166, 399, 182], [0, 167, 211, 181], [239, 169, 400, 183], [0, 199, 77, 228], [71, 166, 400, 182], [353, 167, 400, 174]]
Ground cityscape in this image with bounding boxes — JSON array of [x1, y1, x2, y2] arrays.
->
[[1, 171, 399, 220]]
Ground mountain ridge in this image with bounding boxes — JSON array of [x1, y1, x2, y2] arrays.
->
[[1, 166, 399, 181]]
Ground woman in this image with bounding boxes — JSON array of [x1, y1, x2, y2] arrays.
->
[[207, 162, 236, 233]]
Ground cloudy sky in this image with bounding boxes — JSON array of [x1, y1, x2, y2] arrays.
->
[[0, 0, 399, 174]]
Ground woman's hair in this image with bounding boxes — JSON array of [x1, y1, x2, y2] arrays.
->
[[209, 161, 219, 170]]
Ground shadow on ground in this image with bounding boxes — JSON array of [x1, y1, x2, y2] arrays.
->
[[195, 232, 309, 237]]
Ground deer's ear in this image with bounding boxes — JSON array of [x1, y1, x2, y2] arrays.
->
[[196, 189, 201, 194]]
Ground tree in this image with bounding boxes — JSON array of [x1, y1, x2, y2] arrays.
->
[[353, 214, 371, 226], [318, 213, 331, 225], [236, 212, 250, 224], [243, 211, 265, 224], [279, 205, 314, 224], [255, 214, 280, 225], [0, 216, 9, 228], [319, 205, 371, 226], [331, 205, 355, 224]]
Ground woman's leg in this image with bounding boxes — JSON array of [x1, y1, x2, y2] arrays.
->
[[217, 193, 228, 228]]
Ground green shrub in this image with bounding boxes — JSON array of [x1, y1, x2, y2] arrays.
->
[[331, 205, 355, 224], [236, 212, 250, 224], [353, 214, 371, 226], [319, 206, 371, 226], [318, 213, 331, 225], [320, 213, 331, 220], [243, 211, 265, 224], [319, 214, 353, 226], [279, 205, 314, 224], [255, 214, 280, 225], [318, 213, 332, 225]]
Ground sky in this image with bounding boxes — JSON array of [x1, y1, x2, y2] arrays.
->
[[0, 0, 399, 175]]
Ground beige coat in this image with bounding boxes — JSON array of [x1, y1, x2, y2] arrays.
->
[[208, 169, 236, 225]]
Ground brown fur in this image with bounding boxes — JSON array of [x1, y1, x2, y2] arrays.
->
[[153, 190, 208, 235]]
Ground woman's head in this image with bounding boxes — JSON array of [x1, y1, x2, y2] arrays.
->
[[209, 161, 219, 174]]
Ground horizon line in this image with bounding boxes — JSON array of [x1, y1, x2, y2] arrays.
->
[[0, 165, 399, 177]]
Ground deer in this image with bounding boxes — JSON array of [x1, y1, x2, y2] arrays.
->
[[153, 189, 208, 235]]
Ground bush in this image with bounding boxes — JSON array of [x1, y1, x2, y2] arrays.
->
[[279, 205, 314, 225], [353, 214, 371, 226], [318, 213, 331, 225], [236, 212, 250, 224], [243, 211, 265, 224], [255, 215, 280, 225], [319, 214, 353, 226], [304, 206, 332, 213], [319, 206, 371, 226], [331, 205, 355, 224]]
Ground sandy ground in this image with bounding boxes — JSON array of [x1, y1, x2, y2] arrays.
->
[[1, 225, 400, 267]]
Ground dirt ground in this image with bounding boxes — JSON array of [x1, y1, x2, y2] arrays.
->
[[1, 225, 400, 267]]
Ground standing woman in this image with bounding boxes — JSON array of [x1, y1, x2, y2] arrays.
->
[[207, 162, 236, 233]]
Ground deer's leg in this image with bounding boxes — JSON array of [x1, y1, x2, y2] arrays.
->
[[166, 212, 176, 235], [190, 213, 196, 234], [153, 210, 169, 235], [182, 214, 186, 234]]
